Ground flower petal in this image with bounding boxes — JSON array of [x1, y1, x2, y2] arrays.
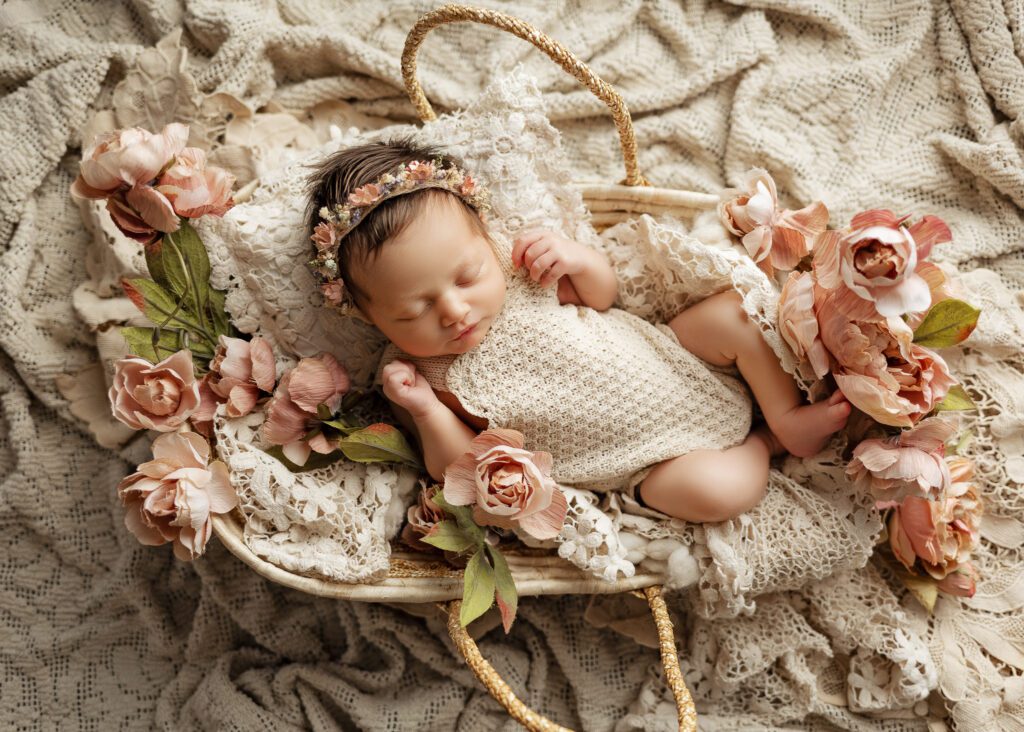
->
[[517, 486, 568, 540], [125, 185, 181, 233], [907, 215, 951, 260]]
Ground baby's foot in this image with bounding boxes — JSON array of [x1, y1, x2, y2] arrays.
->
[[768, 390, 851, 458]]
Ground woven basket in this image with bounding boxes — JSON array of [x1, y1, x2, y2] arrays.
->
[[212, 4, 718, 729]]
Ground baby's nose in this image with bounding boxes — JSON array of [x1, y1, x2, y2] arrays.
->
[[439, 295, 470, 325]]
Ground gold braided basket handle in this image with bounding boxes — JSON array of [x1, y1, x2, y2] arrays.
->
[[447, 585, 697, 732], [401, 3, 649, 187]]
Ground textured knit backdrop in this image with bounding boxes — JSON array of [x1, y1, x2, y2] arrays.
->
[[2, 1, 1024, 730]]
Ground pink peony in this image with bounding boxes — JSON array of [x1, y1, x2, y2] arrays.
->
[[718, 168, 828, 277], [71, 123, 189, 199], [190, 336, 276, 435], [118, 430, 238, 560], [778, 271, 832, 379], [155, 147, 235, 219], [443, 429, 568, 540], [261, 353, 350, 466], [818, 291, 955, 427], [814, 209, 952, 318], [109, 350, 202, 432], [846, 415, 958, 507], [347, 184, 382, 206], [401, 487, 447, 552], [887, 455, 982, 598]]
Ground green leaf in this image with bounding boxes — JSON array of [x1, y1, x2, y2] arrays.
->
[[207, 286, 233, 339], [264, 444, 346, 473], [460, 550, 496, 627], [316, 403, 333, 421], [160, 221, 212, 306], [121, 278, 208, 334], [433, 491, 486, 544], [899, 569, 938, 614], [336, 423, 423, 469], [421, 520, 476, 553], [120, 326, 183, 363], [487, 544, 518, 633], [953, 429, 973, 455], [934, 384, 977, 412], [321, 418, 361, 436], [912, 298, 981, 348]]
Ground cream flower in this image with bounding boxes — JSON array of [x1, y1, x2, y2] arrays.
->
[[155, 147, 235, 219], [847, 415, 958, 507], [261, 352, 350, 466], [109, 350, 201, 431], [718, 168, 828, 277], [118, 431, 238, 560], [814, 210, 952, 318], [443, 429, 568, 540]]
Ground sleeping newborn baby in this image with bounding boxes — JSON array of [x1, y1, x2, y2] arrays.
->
[[304, 136, 851, 523]]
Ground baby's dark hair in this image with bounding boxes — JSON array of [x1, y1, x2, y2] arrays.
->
[[303, 134, 488, 306]]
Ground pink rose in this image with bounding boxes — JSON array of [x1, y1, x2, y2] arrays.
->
[[109, 350, 201, 432], [818, 291, 955, 427], [718, 168, 828, 276], [406, 160, 436, 181], [846, 415, 957, 507], [401, 487, 447, 552], [443, 429, 568, 541], [887, 455, 982, 598], [814, 210, 952, 318], [311, 221, 337, 253], [190, 336, 277, 435], [347, 184, 382, 206], [778, 271, 832, 379], [155, 147, 235, 219], [261, 353, 350, 466], [71, 123, 189, 199], [118, 430, 238, 560]]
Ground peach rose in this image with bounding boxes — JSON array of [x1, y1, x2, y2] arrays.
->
[[109, 350, 202, 431], [190, 336, 276, 436], [261, 353, 350, 466], [347, 184, 382, 206], [847, 415, 957, 507], [406, 160, 435, 181], [443, 429, 568, 540], [311, 221, 337, 253], [887, 456, 982, 597], [118, 430, 238, 560], [814, 210, 952, 318], [818, 291, 955, 427], [71, 123, 189, 199], [401, 487, 447, 552], [778, 271, 832, 379], [155, 147, 235, 219], [718, 168, 828, 277]]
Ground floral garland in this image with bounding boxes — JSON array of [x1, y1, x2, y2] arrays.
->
[[718, 168, 984, 607]]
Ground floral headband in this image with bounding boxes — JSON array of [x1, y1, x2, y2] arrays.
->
[[307, 157, 492, 316]]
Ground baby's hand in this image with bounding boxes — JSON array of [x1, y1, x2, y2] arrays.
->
[[512, 229, 590, 288], [381, 359, 439, 419]]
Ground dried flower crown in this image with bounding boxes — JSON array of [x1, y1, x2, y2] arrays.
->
[[308, 157, 491, 316]]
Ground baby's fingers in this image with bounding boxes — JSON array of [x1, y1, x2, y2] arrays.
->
[[512, 230, 548, 268]]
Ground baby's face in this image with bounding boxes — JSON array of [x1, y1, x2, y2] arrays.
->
[[352, 197, 507, 358]]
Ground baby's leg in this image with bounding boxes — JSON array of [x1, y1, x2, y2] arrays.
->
[[638, 427, 776, 522], [668, 290, 850, 458]]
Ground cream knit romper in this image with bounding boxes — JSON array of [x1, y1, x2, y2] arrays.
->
[[374, 229, 753, 497]]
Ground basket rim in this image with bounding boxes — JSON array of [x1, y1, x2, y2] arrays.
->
[[212, 509, 670, 602]]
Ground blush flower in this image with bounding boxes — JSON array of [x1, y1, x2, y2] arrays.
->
[[155, 147, 235, 219], [406, 160, 435, 181], [261, 353, 350, 466], [190, 336, 276, 436], [718, 168, 828, 277], [846, 415, 958, 508], [818, 291, 955, 427], [311, 221, 337, 253], [109, 350, 201, 431], [321, 280, 345, 305], [347, 184, 382, 206], [443, 429, 568, 540], [71, 123, 189, 199], [814, 210, 952, 318], [118, 430, 238, 560], [401, 486, 447, 552], [459, 174, 477, 196], [778, 271, 832, 380]]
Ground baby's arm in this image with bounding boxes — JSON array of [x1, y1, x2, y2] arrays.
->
[[381, 360, 476, 481], [512, 230, 618, 311]]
